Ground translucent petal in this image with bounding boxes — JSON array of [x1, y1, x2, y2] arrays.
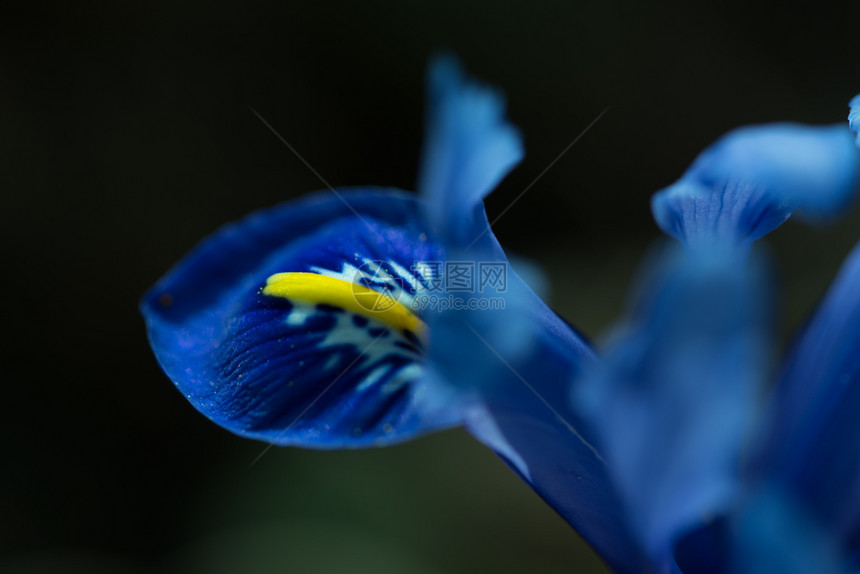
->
[[576, 245, 771, 563]]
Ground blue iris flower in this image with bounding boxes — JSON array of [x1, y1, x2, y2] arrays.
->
[[141, 56, 642, 572], [142, 52, 860, 573]]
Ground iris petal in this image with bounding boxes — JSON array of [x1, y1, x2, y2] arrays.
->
[[424, 272, 646, 573], [575, 245, 770, 565], [418, 54, 524, 246], [755, 241, 860, 552], [414, 57, 644, 572], [849, 95, 860, 146], [651, 124, 859, 251], [142, 188, 463, 447]]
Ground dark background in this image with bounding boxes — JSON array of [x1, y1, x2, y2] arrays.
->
[[2, 2, 860, 572]]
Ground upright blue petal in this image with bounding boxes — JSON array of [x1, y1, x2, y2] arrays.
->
[[849, 95, 860, 146], [754, 241, 860, 558], [414, 57, 645, 572], [417, 54, 524, 246], [575, 245, 771, 568], [142, 188, 463, 448], [651, 124, 859, 251]]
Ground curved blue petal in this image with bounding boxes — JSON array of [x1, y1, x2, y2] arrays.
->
[[411, 56, 644, 571], [754, 241, 860, 553], [652, 124, 859, 251], [417, 54, 524, 246], [142, 188, 465, 448], [424, 260, 646, 573], [575, 245, 771, 566], [849, 95, 860, 146]]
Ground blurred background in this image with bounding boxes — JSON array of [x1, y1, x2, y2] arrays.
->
[[2, 1, 860, 572]]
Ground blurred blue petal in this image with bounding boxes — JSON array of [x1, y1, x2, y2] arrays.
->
[[142, 188, 463, 447], [732, 485, 849, 574], [418, 54, 523, 246], [576, 245, 771, 566], [425, 259, 645, 573], [652, 124, 859, 251], [754, 241, 860, 554], [849, 95, 860, 146]]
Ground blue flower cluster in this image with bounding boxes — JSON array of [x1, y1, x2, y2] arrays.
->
[[141, 56, 860, 573]]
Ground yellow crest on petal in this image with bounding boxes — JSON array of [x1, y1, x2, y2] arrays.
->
[[263, 272, 427, 339]]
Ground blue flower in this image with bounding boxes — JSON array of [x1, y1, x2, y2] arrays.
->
[[141, 56, 643, 572], [576, 104, 860, 572], [143, 54, 860, 573]]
